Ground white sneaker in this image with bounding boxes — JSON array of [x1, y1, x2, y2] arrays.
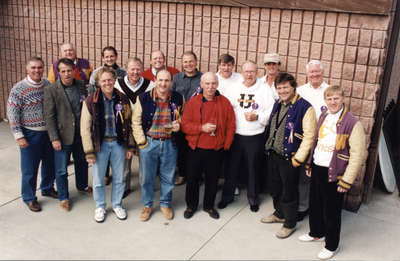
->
[[318, 247, 338, 260], [234, 187, 240, 196], [113, 207, 127, 220], [94, 208, 106, 223], [299, 233, 325, 242]]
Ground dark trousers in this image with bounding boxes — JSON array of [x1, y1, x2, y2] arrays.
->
[[221, 134, 264, 205], [309, 164, 344, 251], [268, 151, 299, 229], [176, 131, 188, 178], [186, 148, 223, 210]]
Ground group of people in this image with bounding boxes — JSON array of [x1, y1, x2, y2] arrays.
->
[[7, 42, 366, 260]]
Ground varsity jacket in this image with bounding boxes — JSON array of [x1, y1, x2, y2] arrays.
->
[[80, 88, 135, 160], [265, 93, 316, 166], [132, 88, 184, 149], [181, 90, 236, 151], [306, 105, 366, 190], [48, 58, 93, 85]]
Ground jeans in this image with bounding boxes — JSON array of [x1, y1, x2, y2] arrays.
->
[[20, 128, 55, 204], [54, 134, 88, 201], [139, 137, 177, 208], [92, 140, 126, 209]]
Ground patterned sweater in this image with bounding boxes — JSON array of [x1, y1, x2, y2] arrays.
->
[[7, 77, 50, 139]]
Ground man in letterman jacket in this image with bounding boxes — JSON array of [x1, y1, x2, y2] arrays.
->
[[261, 72, 316, 239], [114, 57, 154, 197]]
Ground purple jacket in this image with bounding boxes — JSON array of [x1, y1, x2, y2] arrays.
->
[[307, 106, 359, 186]]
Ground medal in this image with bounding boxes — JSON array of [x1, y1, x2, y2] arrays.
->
[[287, 122, 294, 144], [251, 103, 259, 110]]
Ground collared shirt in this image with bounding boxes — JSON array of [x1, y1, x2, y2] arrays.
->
[[171, 70, 202, 101], [296, 81, 329, 119], [103, 94, 117, 137], [62, 80, 82, 131], [260, 75, 279, 100], [151, 67, 158, 77], [265, 101, 291, 155], [147, 92, 172, 139], [313, 107, 344, 167], [216, 71, 242, 97]]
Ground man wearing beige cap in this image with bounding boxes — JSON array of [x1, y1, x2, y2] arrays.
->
[[260, 53, 280, 100]]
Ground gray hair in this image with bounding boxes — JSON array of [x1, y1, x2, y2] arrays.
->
[[306, 60, 323, 73], [200, 72, 219, 83]]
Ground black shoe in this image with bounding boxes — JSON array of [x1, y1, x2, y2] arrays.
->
[[204, 208, 219, 219], [250, 204, 259, 212], [184, 208, 195, 219], [41, 190, 58, 199], [217, 200, 230, 209], [297, 209, 309, 221], [123, 189, 132, 199]]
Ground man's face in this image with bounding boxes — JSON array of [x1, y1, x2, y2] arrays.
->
[[241, 63, 257, 87], [58, 63, 75, 86], [126, 61, 143, 84], [26, 60, 44, 83], [99, 72, 115, 97], [307, 64, 323, 88], [325, 93, 344, 114], [155, 71, 172, 95], [276, 81, 296, 104], [182, 54, 197, 75], [264, 62, 280, 77], [150, 51, 165, 71], [200, 74, 218, 98], [218, 61, 234, 79], [103, 50, 117, 67], [60, 44, 77, 61]]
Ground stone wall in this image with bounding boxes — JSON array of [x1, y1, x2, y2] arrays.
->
[[0, 0, 392, 208]]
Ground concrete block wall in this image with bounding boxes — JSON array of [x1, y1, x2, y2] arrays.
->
[[0, 0, 391, 203]]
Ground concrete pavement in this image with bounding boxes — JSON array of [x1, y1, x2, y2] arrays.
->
[[0, 121, 399, 260]]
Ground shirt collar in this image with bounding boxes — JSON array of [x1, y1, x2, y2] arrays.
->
[[124, 76, 144, 90], [183, 70, 200, 78]]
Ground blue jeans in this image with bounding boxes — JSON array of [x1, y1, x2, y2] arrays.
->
[[92, 140, 126, 209], [20, 128, 55, 204], [139, 137, 177, 208], [54, 134, 88, 201]]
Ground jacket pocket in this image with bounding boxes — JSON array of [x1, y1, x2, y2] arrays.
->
[[337, 153, 350, 161]]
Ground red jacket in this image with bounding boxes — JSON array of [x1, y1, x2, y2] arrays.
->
[[181, 92, 236, 151], [142, 66, 180, 81]]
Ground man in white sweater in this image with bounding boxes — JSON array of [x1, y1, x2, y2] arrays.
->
[[216, 53, 242, 97], [218, 61, 275, 212], [296, 60, 329, 221]]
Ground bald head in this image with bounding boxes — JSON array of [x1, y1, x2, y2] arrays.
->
[[60, 43, 77, 61], [241, 61, 257, 87], [150, 50, 166, 71]]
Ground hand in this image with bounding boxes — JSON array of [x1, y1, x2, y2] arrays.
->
[[337, 186, 348, 193], [17, 138, 29, 148], [202, 123, 217, 133], [244, 111, 258, 122], [86, 158, 96, 164], [52, 140, 62, 151], [305, 169, 312, 177], [126, 151, 133, 159], [172, 120, 180, 132]]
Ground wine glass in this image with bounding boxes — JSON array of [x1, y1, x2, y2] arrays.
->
[[208, 117, 217, 136]]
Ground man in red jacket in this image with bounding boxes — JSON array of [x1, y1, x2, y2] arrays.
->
[[142, 50, 179, 82], [181, 72, 236, 219]]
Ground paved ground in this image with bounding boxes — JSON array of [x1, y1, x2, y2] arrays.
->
[[1, 121, 399, 260]]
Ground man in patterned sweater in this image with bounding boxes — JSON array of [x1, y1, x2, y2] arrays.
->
[[7, 57, 58, 212]]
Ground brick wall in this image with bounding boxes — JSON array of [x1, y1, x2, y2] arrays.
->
[[0, 0, 391, 206]]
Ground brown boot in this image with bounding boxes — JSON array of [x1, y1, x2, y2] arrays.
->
[[27, 200, 41, 212], [140, 207, 152, 222], [160, 206, 174, 220], [60, 200, 70, 211]]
